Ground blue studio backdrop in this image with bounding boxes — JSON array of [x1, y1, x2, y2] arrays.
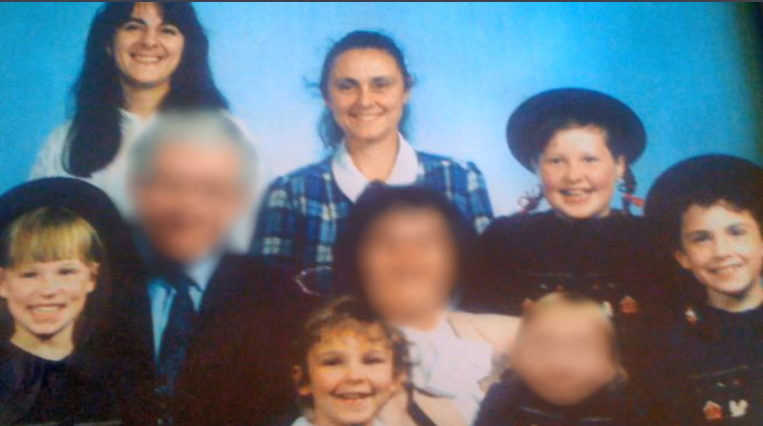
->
[[1, 2, 761, 215]]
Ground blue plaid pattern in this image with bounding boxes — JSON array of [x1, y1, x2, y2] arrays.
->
[[251, 152, 494, 294]]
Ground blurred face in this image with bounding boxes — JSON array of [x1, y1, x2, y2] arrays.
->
[[327, 48, 410, 146], [299, 329, 400, 426], [536, 126, 625, 220], [358, 207, 458, 327], [112, 2, 185, 90], [132, 141, 247, 264], [676, 203, 763, 312], [513, 305, 617, 406], [0, 260, 97, 346]]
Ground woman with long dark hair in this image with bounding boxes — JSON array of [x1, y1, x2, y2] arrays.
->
[[30, 2, 229, 218], [252, 31, 494, 294]]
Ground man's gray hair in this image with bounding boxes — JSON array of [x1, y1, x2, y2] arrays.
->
[[129, 109, 258, 186]]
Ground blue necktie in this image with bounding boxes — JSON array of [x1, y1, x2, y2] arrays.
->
[[156, 274, 197, 422]]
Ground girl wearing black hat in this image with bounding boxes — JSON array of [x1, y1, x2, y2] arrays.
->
[[0, 178, 137, 425], [645, 155, 763, 425], [466, 88, 664, 422]]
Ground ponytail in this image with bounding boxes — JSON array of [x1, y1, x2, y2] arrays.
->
[[619, 166, 644, 216]]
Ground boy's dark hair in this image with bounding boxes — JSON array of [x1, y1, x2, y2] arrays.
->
[[645, 154, 763, 251]]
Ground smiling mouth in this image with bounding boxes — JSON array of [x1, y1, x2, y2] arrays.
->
[[29, 304, 65, 315], [710, 264, 743, 275], [333, 391, 375, 402], [560, 189, 594, 198], [131, 54, 163, 64], [351, 113, 383, 122]]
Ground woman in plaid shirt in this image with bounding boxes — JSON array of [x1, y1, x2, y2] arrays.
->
[[251, 31, 494, 295]]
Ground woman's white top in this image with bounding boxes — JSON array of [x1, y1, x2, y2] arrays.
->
[[30, 109, 151, 217], [29, 109, 259, 253], [291, 417, 385, 426], [331, 134, 419, 202], [401, 317, 494, 426]]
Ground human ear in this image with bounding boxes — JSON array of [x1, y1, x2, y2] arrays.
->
[[674, 249, 692, 271], [292, 366, 311, 397], [0, 268, 7, 299], [87, 263, 100, 294], [615, 156, 626, 180]]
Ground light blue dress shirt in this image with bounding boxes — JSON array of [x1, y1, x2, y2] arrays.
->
[[148, 256, 220, 358]]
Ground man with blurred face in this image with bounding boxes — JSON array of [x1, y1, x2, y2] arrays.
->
[[113, 111, 314, 426]]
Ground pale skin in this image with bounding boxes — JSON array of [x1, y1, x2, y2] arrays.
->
[[110, 2, 185, 119], [358, 207, 457, 332], [131, 141, 247, 264], [534, 126, 626, 220], [326, 48, 411, 182], [294, 329, 402, 426], [0, 260, 98, 361], [512, 305, 618, 406], [675, 202, 763, 313]]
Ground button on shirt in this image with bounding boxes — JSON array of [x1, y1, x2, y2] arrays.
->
[[148, 256, 219, 358]]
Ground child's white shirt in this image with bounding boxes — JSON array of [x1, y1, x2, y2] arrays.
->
[[291, 417, 385, 426]]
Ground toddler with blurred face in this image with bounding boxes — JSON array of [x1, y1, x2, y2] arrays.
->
[[475, 293, 627, 426], [284, 297, 409, 426]]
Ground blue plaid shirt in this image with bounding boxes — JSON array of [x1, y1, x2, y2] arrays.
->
[[251, 151, 494, 294]]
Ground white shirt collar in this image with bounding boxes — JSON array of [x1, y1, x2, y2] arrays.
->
[[291, 416, 385, 426], [331, 134, 419, 203], [183, 253, 222, 292]]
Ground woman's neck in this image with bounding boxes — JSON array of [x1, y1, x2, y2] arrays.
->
[[11, 326, 74, 362], [393, 308, 448, 333], [708, 277, 763, 313], [345, 132, 400, 182], [122, 80, 170, 120]]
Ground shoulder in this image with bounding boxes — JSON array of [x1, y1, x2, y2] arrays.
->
[[417, 151, 484, 175], [217, 254, 323, 308], [483, 212, 552, 237], [267, 159, 333, 191], [30, 122, 74, 179], [450, 312, 521, 351]]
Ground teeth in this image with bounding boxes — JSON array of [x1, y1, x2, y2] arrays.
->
[[336, 393, 372, 400], [133, 55, 161, 63], [32, 306, 62, 313], [713, 265, 741, 274], [561, 190, 590, 196]]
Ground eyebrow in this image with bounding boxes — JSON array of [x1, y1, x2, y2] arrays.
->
[[125, 17, 147, 25], [683, 222, 750, 235], [125, 17, 174, 27]]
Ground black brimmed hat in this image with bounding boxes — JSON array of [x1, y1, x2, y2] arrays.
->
[[507, 88, 647, 171], [645, 154, 763, 223], [0, 178, 142, 272]]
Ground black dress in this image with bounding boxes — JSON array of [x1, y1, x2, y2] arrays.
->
[[466, 211, 672, 422], [0, 342, 117, 425], [475, 375, 627, 426], [658, 304, 763, 426]]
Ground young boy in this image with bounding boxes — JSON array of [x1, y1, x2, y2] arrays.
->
[[645, 154, 763, 425], [285, 297, 409, 426], [475, 292, 629, 426]]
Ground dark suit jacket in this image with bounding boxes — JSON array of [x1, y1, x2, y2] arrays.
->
[[108, 254, 321, 426]]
